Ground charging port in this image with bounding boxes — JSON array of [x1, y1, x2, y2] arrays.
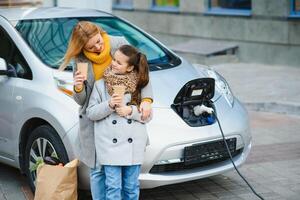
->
[[171, 78, 216, 127]]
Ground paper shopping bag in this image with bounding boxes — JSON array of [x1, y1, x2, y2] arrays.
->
[[34, 159, 79, 200]]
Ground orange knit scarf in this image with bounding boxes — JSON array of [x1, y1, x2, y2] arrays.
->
[[83, 32, 112, 80]]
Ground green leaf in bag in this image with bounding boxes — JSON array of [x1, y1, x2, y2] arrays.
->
[[30, 157, 44, 172]]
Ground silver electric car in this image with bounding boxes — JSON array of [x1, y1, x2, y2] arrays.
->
[[0, 7, 251, 191]]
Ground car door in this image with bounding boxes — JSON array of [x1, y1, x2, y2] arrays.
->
[[0, 26, 16, 160], [0, 25, 32, 160]]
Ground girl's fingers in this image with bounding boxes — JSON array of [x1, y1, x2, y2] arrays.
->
[[138, 106, 143, 113], [113, 97, 122, 101], [115, 107, 125, 115], [111, 102, 121, 108], [141, 109, 151, 121], [111, 97, 122, 104], [140, 101, 152, 120], [112, 94, 122, 99], [115, 100, 122, 104], [115, 110, 123, 116], [111, 99, 121, 103]]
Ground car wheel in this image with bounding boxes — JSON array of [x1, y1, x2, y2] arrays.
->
[[24, 125, 69, 192]]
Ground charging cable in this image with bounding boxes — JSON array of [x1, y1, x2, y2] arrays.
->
[[210, 108, 265, 200]]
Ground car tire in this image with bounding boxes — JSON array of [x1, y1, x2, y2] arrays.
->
[[24, 125, 69, 192]]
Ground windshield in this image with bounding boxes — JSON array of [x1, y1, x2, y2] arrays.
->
[[15, 17, 180, 71]]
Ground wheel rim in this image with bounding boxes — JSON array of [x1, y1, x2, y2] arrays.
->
[[28, 137, 57, 186]]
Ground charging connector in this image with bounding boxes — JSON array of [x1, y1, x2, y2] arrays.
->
[[193, 104, 214, 116]]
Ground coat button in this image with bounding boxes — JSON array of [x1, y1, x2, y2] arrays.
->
[[128, 138, 133, 143], [79, 115, 82, 119], [126, 102, 130, 106], [127, 119, 132, 124], [112, 120, 117, 124], [113, 138, 117, 143]]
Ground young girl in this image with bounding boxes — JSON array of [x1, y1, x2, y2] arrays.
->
[[86, 44, 152, 200]]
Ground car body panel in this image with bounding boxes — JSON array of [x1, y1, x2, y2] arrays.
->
[[0, 7, 251, 189], [0, 76, 15, 161]]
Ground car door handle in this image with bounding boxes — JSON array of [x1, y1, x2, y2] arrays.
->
[[16, 96, 22, 101]]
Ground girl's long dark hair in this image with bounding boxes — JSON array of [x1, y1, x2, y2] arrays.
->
[[118, 45, 149, 105]]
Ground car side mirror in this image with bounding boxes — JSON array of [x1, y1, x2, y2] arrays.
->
[[0, 58, 8, 76]]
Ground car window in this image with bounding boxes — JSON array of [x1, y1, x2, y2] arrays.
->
[[15, 17, 180, 71], [93, 18, 169, 65], [0, 26, 32, 80], [0, 27, 13, 60]]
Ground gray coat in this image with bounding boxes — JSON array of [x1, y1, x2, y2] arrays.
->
[[72, 36, 153, 168], [86, 80, 151, 166]]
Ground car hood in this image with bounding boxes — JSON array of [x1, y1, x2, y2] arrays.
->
[[52, 59, 221, 108], [151, 59, 221, 108]]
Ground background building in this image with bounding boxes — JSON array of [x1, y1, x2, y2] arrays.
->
[[112, 0, 300, 66], [1, 0, 299, 66]]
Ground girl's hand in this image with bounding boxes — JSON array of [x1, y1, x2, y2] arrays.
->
[[139, 101, 152, 121], [115, 106, 132, 117], [74, 70, 85, 91], [109, 94, 123, 109]]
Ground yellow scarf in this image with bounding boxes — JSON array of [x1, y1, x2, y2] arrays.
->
[[83, 32, 112, 81]]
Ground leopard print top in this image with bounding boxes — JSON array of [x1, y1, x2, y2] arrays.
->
[[103, 66, 138, 97]]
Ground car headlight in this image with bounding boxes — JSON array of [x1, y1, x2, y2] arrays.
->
[[206, 68, 234, 107]]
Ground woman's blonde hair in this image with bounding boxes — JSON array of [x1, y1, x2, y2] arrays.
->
[[59, 21, 105, 71]]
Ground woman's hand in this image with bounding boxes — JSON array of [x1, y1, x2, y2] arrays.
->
[[74, 70, 85, 91], [139, 101, 152, 121], [109, 94, 123, 109], [115, 106, 132, 117]]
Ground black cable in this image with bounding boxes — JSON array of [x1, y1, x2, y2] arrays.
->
[[212, 112, 265, 200]]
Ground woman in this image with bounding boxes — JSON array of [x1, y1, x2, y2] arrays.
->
[[59, 21, 153, 200]]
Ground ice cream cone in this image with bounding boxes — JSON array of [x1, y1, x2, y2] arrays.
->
[[113, 85, 126, 97]]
